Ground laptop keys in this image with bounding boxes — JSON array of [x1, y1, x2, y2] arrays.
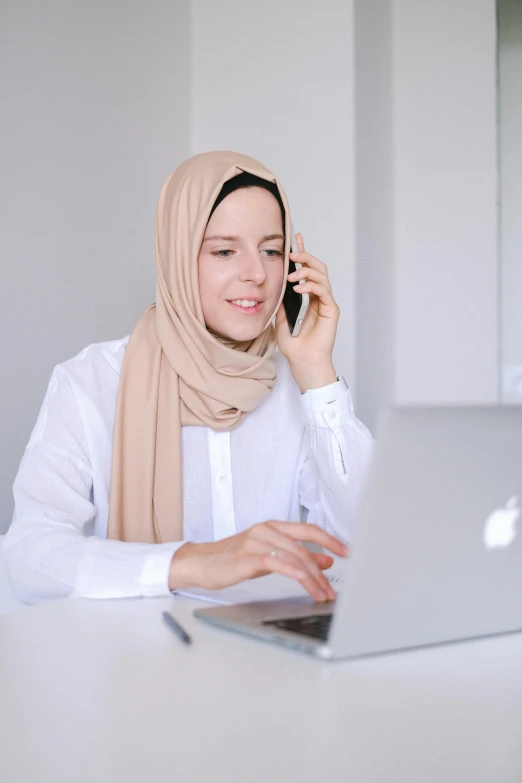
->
[[262, 613, 333, 641]]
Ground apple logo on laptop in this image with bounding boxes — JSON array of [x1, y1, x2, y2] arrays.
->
[[483, 496, 519, 549]]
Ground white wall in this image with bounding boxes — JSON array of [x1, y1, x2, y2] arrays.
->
[[499, 0, 522, 399], [0, 0, 191, 530], [354, 0, 395, 432], [190, 0, 356, 390], [355, 0, 499, 431], [392, 0, 499, 406]]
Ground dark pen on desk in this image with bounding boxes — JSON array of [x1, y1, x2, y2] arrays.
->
[[163, 611, 192, 645]]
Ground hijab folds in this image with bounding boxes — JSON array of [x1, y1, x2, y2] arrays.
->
[[107, 151, 292, 543]]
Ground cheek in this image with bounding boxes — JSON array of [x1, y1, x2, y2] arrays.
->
[[198, 258, 230, 312], [197, 258, 214, 318]]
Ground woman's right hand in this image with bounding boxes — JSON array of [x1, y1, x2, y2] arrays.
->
[[168, 521, 348, 602]]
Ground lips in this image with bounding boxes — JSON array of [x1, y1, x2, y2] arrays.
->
[[227, 297, 265, 304], [227, 300, 264, 315]]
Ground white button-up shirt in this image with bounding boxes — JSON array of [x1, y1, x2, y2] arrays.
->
[[3, 337, 373, 604]]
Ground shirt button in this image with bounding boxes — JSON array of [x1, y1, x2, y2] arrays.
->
[[328, 410, 337, 420], [218, 475, 226, 484]]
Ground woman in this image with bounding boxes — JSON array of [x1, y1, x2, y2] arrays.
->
[[4, 151, 373, 604]]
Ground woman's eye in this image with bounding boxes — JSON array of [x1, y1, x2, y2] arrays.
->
[[212, 248, 282, 258]]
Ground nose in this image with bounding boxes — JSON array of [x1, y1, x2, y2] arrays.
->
[[239, 246, 267, 285]]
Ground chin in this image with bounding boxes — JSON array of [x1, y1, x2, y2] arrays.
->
[[225, 326, 264, 342], [210, 319, 266, 343]]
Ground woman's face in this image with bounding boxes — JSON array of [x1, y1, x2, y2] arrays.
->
[[198, 186, 285, 342]]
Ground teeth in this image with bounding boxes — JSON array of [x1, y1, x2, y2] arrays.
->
[[231, 300, 259, 307]]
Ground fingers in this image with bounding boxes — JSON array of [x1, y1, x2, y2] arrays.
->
[[287, 265, 331, 291], [240, 547, 333, 602], [250, 525, 336, 601], [293, 280, 336, 308], [288, 235, 338, 312], [246, 523, 335, 600], [256, 549, 335, 602], [247, 553, 307, 583], [287, 266, 339, 316], [290, 251, 327, 273], [268, 521, 349, 558], [290, 235, 328, 277], [312, 553, 335, 570]]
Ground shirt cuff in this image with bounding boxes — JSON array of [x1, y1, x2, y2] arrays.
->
[[301, 377, 354, 428], [73, 537, 184, 599], [140, 542, 185, 597], [302, 376, 348, 406]]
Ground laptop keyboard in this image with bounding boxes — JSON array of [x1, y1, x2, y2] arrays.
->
[[262, 613, 333, 641]]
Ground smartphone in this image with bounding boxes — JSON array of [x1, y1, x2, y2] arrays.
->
[[283, 226, 310, 336]]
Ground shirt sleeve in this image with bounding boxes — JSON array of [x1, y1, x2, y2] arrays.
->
[[297, 378, 374, 545], [3, 365, 182, 604]]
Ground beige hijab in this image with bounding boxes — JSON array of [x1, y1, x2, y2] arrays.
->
[[107, 151, 292, 543]]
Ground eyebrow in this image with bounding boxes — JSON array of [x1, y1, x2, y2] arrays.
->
[[202, 233, 285, 242]]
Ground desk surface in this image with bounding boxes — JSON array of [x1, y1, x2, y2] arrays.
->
[[1, 595, 521, 783]]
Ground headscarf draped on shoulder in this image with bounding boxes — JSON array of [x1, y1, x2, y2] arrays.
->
[[107, 151, 292, 543]]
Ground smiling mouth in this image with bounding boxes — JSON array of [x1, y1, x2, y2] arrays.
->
[[227, 299, 264, 314]]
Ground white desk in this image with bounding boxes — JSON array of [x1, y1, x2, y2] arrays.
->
[[1, 595, 521, 783]]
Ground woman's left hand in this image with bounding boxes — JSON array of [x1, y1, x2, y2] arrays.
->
[[275, 232, 340, 393]]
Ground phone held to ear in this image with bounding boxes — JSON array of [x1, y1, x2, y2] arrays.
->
[[283, 226, 310, 336]]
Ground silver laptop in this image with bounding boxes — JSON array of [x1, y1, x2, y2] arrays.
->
[[194, 407, 522, 659]]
